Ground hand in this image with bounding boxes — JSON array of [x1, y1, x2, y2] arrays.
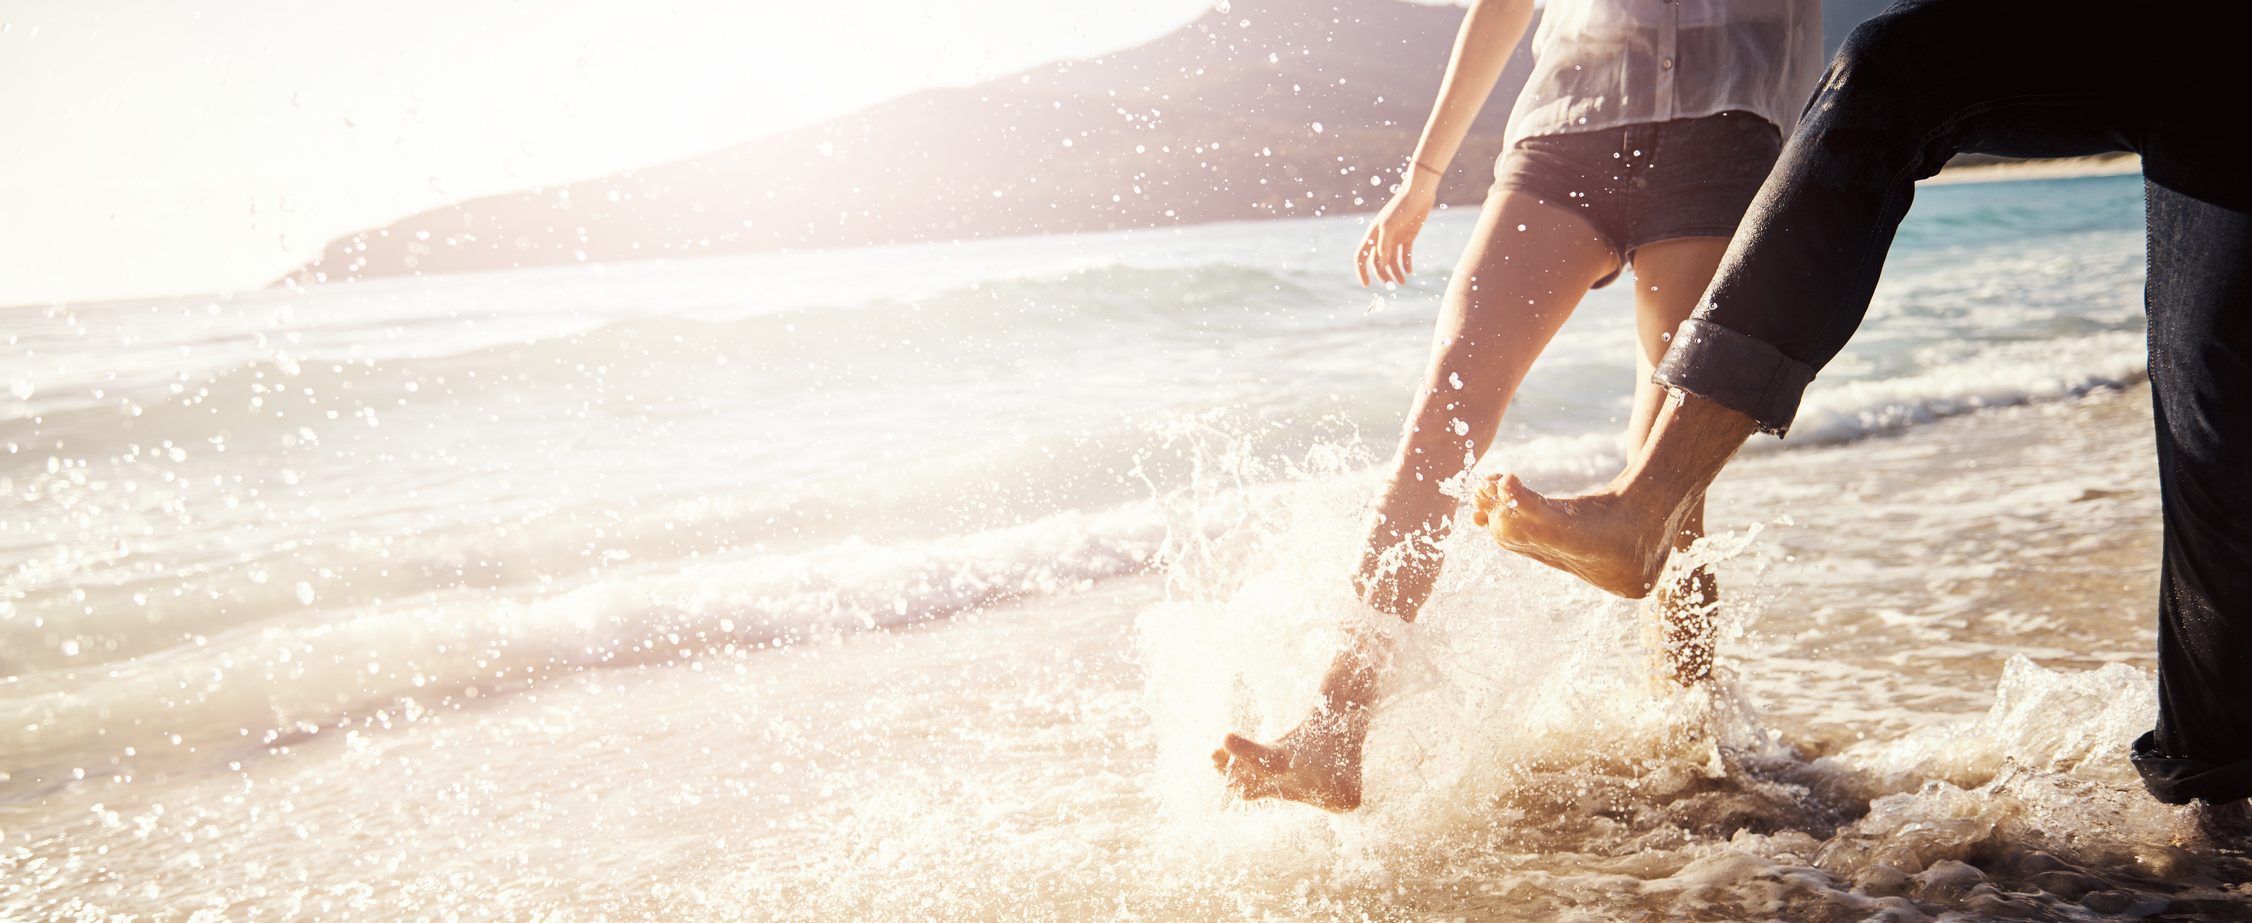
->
[[1355, 182, 1436, 287]]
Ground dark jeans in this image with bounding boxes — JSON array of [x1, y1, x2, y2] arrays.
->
[[1650, 0, 2252, 804]]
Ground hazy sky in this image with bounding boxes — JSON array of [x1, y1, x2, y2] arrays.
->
[[0, 0, 1215, 306]]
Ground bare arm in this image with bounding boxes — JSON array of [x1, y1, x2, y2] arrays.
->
[[1357, 0, 1538, 285], [1408, 0, 1536, 190]]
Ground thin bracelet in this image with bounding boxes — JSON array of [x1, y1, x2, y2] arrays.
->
[[1411, 160, 1443, 178]]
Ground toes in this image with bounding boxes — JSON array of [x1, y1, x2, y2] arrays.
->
[[1491, 475, 1547, 536], [1473, 473, 1501, 505], [1471, 474, 1502, 526], [1216, 743, 1283, 802], [1498, 472, 1531, 505], [1222, 733, 1291, 773]]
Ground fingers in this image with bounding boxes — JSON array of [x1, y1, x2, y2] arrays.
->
[[1386, 233, 1414, 283], [1371, 227, 1393, 286], [1356, 218, 1425, 287]]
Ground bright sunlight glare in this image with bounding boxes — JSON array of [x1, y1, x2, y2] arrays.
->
[[0, 0, 1210, 306]]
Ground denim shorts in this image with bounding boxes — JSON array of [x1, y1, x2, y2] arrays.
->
[[1494, 110, 1782, 288]]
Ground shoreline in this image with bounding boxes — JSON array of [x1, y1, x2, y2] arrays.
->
[[1924, 152, 2141, 186], [7, 159, 2148, 314]]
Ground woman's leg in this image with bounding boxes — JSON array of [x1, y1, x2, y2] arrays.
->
[[1355, 191, 1622, 619], [1626, 238, 1732, 685], [1216, 190, 1617, 812]]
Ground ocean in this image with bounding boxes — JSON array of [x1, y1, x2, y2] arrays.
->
[[9, 168, 2244, 919]]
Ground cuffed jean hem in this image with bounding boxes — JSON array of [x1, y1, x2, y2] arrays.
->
[[1651, 317, 1817, 435], [2132, 732, 2252, 805]]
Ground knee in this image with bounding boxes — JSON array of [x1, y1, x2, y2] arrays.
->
[[1829, 4, 1950, 94], [1799, 4, 1962, 175]]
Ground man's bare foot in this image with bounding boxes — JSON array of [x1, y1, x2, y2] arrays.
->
[[1470, 473, 1677, 599], [1211, 710, 1366, 812]]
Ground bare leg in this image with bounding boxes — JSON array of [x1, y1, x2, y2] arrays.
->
[[1214, 192, 1619, 810], [1626, 239, 1729, 685], [1354, 193, 1621, 617], [1472, 392, 1757, 598]]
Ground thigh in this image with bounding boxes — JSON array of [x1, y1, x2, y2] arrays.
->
[[1430, 190, 1620, 370], [1396, 191, 1619, 464], [1660, 0, 2148, 434], [1494, 126, 1633, 288], [1829, 0, 2143, 156]]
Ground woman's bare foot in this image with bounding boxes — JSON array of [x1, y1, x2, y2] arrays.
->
[[1211, 710, 1367, 812], [1471, 473, 1678, 599], [1213, 631, 1388, 812]]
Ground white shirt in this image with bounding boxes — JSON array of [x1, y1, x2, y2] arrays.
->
[[1501, 0, 1826, 148]]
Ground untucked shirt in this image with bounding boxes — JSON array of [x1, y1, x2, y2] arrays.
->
[[1502, 0, 1826, 148]]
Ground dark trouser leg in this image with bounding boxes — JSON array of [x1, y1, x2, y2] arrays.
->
[[1654, 0, 2137, 432], [2131, 180, 2252, 805], [1640, 0, 2252, 803]]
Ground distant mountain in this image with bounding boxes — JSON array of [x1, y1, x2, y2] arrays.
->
[[285, 0, 1891, 285]]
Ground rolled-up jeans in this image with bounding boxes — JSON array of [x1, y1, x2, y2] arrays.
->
[[1651, 0, 2252, 804]]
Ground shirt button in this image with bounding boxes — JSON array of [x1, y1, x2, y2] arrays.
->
[[1661, 57, 1675, 70]]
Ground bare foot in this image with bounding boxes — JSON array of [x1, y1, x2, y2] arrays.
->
[[1211, 710, 1366, 812], [1214, 635, 1387, 812], [1653, 564, 1718, 685], [1470, 473, 1678, 599]]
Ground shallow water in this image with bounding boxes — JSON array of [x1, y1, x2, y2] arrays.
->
[[10, 172, 2244, 919]]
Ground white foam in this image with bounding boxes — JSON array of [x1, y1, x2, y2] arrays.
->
[[1780, 332, 2147, 448]]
